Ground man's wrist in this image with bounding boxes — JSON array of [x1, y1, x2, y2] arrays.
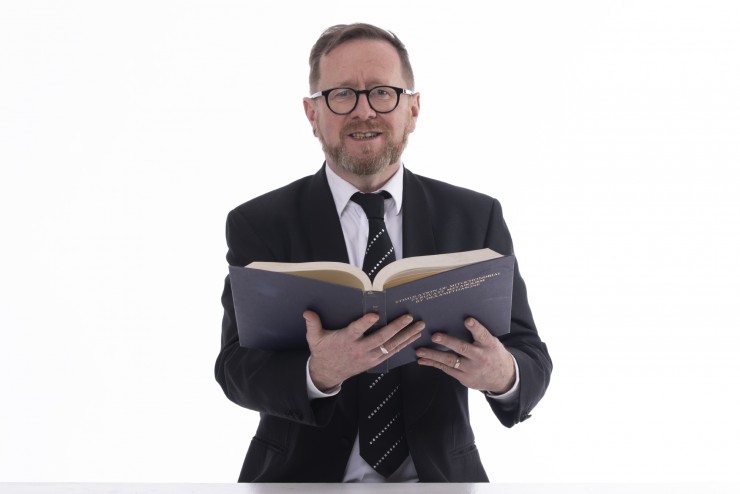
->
[[308, 356, 343, 392], [306, 357, 341, 399], [486, 354, 520, 401]]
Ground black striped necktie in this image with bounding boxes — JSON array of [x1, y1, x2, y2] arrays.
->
[[351, 191, 409, 477]]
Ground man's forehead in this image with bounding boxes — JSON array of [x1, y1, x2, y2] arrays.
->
[[318, 39, 404, 87]]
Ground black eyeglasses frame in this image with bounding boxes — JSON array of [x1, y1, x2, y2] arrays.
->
[[309, 85, 416, 115]]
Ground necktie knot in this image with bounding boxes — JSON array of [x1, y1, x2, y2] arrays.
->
[[350, 190, 396, 282], [351, 191, 390, 220]]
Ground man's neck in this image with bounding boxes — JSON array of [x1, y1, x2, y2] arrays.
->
[[325, 160, 401, 193]]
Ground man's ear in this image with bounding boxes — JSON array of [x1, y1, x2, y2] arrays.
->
[[303, 97, 317, 134], [407, 92, 421, 133]]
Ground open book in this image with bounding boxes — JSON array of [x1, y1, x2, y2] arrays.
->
[[229, 248, 515, 372]]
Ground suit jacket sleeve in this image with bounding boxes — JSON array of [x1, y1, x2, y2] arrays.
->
[[483, 197, 552, 427], [214, 175, 343, 427], [401, 169, 551, 427]]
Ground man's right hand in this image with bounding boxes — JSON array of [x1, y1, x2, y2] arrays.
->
[[304, 310, 425, 392]]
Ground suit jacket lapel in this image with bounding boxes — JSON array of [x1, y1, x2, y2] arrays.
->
[[401, 168, 437, 258], [301, 165, 350, 263], [304, 165, 435, 261]]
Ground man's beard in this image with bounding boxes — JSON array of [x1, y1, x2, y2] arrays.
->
[[317, 121, 410, 177]]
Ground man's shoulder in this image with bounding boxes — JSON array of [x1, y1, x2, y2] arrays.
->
[[228, 170, 323, 219], [406, 168, 499, 207]]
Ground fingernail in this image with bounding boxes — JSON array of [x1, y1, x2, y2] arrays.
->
[[432, 334, 441, 343], [466, 318, 475, 327], [404, 315, 413, 324]]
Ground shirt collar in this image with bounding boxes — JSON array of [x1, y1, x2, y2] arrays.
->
[[325, 163, 404, 217]]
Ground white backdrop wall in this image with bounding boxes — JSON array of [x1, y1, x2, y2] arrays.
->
[[1, 0, 739, 483]]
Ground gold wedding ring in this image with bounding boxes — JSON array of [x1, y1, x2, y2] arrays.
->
[[453, 355, 461, 369], [380, 345, 389, 355]]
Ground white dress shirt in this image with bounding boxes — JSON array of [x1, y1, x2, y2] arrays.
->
[[305, 164, 520, 482]]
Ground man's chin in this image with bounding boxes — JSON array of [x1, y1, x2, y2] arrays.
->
[[327, 148, 392, 176], [321, 135, 406, 177], [338, 158, 390, 177]]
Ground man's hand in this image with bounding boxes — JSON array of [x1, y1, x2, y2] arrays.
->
[[415, 317, 515, 394], [304, 310, 426, 392]]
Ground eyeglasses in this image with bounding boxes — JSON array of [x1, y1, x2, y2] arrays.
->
[[309, 86, 416, 115]]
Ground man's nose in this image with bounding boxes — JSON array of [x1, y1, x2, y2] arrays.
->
[[351, 92, 377, 119]]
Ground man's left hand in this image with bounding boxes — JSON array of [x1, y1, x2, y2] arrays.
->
[[416, 317, 515, 394]]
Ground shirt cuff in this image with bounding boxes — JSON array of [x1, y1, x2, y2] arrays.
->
[[485, 354, 520, 402], [306, 356, 342, 400]]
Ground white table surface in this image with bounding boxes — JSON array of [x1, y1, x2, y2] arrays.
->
[[1, 484, 738, 494]]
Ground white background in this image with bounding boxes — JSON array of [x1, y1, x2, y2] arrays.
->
[[1, 0, 739, 484]]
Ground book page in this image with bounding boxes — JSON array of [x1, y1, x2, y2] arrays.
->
[[246, 261, 371, 290], [374, 248, 503, 290]]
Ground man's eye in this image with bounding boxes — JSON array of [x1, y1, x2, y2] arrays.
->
[[331, 89, 353, 100], [372, 87, 392, 99]]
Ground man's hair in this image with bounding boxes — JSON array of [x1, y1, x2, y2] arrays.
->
[[308, 23, 415, 92]]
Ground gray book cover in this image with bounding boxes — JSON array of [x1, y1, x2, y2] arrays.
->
[[229, 255, 515, 373]]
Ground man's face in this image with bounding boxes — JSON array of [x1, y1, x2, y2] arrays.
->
[[304, 39, 420, 178]]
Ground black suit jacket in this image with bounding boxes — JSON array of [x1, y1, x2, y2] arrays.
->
[[215, 166, 552, 482]]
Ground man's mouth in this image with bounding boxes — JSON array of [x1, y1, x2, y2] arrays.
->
[[349, 132, 381, 140]]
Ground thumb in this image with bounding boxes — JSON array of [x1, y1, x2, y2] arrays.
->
[[304, 310, 323, 340], [465, 317, 493, 345]]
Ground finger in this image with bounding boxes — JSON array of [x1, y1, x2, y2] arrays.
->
[[363, 314, 415, 349], [415, 347, 462, 369], [430, 332, 476, 359], [303, 310, 323, 341], [464, 317, 494, 345], [417, 353, 463, 376], [347, 312, 381, 338], [375, 321, 425, 359]]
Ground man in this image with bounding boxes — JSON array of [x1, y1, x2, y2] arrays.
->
[[215, 23, 552, 482]]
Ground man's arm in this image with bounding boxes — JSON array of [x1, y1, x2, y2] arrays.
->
[[214, 207, 337, 426], [409, 185, 552, 427], [483, 198, 552, 426]]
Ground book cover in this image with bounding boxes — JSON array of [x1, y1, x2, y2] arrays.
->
[[229, 251, 515, 373]]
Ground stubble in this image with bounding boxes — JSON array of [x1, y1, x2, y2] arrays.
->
[[317, 120, 411, 177]]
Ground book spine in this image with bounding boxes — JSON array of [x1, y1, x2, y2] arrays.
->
[[363, 290, 387, 331]]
